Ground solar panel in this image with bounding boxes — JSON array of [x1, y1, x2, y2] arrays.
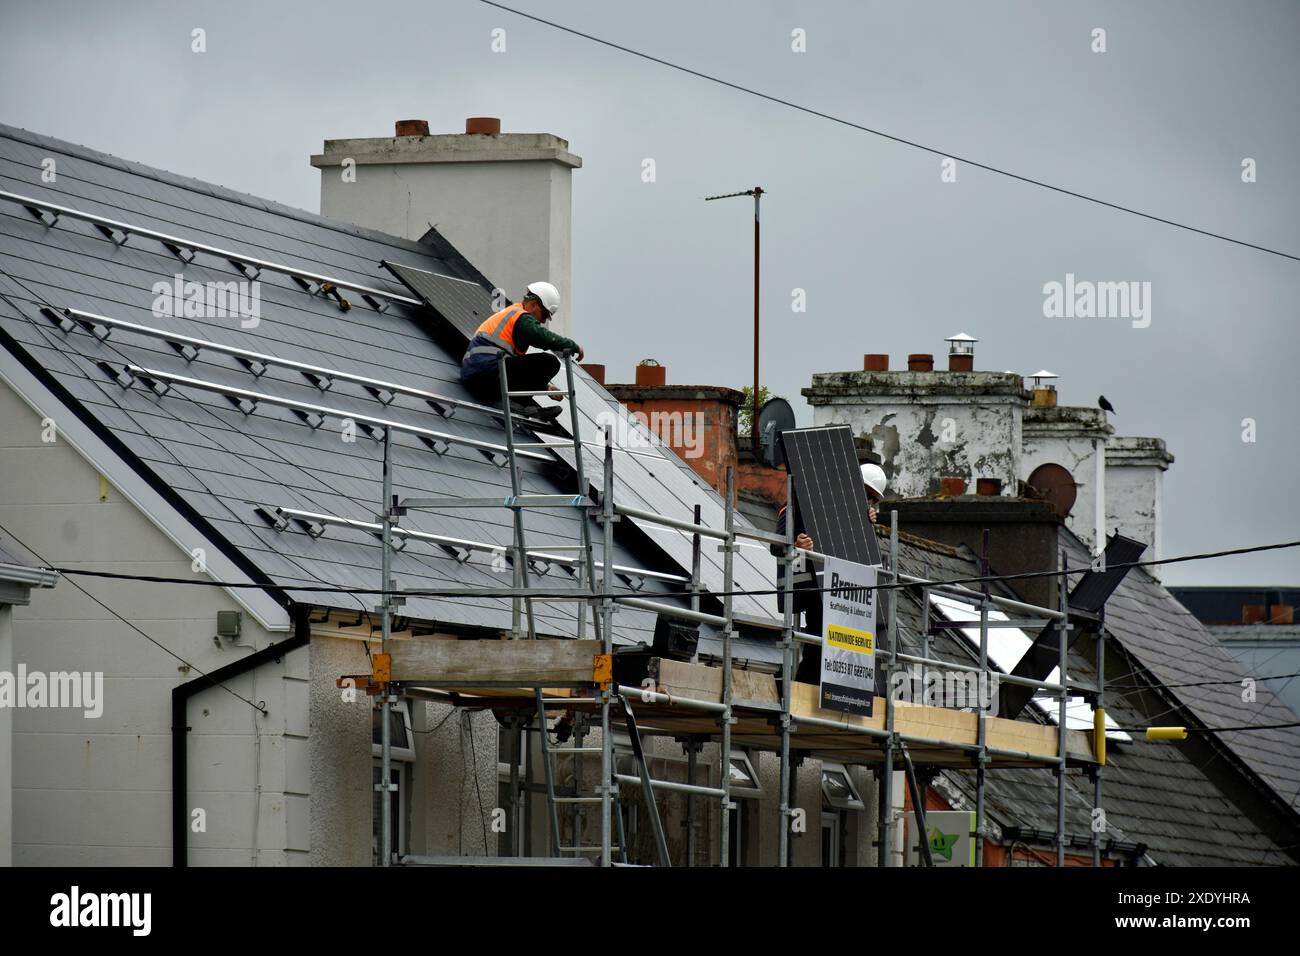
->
[[1067, 532, 1148, 613], [778, 426, 881, 567], [381, 260, 495, 341], [998, 532, 1147, 718]]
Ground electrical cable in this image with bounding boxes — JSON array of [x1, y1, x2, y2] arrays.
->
[[480, 1, 1300, 264], [21, 535, 1300, 602]]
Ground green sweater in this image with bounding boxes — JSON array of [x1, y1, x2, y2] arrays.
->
[[514, 314, 580, 354]]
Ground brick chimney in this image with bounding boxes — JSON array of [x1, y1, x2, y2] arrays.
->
[[604, 364, 744, 498], [311, 118, 582, 336]]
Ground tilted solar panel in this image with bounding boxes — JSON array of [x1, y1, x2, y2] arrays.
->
[[381, 260, 495, 340], [778, 426, 881, 567]]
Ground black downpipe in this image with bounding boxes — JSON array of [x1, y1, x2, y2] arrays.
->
[[172, 607, 311, 867]]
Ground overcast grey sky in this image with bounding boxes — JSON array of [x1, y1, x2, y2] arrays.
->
[[2, 0, 1297, 585]]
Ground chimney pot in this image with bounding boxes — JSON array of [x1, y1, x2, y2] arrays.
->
[[976, 477, 1003, 496], [580, 363, 606, 385], [948, 353, 974, 372], [908, 353, 934, 372], [1270, 605, 1294, 625], [635, 359, 666, 387], [465, 117, 502, 135], [1243, 604, 1267, 625], [395, 119, 430, 137], [863, 354, 889, 372], [939, 477, 968, 497]]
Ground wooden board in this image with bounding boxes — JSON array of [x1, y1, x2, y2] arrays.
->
[[648, 657, 780, 706], [388, 638, 603, 685]]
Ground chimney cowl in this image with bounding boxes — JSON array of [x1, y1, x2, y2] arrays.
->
[[466, 117, 502, 135], [395, 119, 430, 137]]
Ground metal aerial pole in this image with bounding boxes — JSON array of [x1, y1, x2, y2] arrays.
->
[[704, 186, 764, 456]]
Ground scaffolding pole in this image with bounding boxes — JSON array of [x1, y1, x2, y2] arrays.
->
[[880, 510, 900, 867], [599, 427, 618, 865], [1057, 549, 1072, 866], [1093, 603, 1106, 867], [975, 528, 990, 867], [378, 427, 395, 867], [719, 466, 737, 866], [777, 474, 796, 867]]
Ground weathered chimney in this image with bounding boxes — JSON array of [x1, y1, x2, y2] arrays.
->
[[311, 117, 582, 335]]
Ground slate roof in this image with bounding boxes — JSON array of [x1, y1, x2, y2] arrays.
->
[[895, 535, 1292, 865], [727, 496, 1293, 863], [0, 123, 778, 660], [1060, 530, 1300, 829]]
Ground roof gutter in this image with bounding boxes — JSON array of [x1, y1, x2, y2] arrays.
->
[[0, 561, 59, 590], [172, 606, 311, 867]]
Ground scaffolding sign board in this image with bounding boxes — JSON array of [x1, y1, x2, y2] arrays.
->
[[819, 555, 877, 717]]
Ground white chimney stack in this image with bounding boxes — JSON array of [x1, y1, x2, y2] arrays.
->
[[311, 118, 582, 336], [1106, 437, 1174, 574]]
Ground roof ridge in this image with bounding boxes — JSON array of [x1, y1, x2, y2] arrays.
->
[[0, 123, 444, 261]]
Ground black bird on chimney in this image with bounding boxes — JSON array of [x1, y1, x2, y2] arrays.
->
[[1099, 395, 1116, 414]]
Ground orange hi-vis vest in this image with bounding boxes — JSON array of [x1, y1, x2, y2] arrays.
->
[[466, 304, 528, 361]]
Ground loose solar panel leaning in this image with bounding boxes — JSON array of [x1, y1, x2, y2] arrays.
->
[[998, 531, 1147, 719], [382, 260, 495, 342], [778, 425, 882, 567]]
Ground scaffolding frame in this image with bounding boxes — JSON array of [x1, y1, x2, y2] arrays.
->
[[361, 368, 1111, 866]]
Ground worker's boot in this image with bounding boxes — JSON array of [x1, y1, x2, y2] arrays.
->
[[510, 400, 563, 422]]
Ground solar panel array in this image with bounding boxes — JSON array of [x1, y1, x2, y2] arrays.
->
[[778, 426, 882, 567]]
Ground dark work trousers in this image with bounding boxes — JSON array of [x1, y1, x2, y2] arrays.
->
[[463, 352, 561, 406], [777, 577, 824, 684], [794, 585, 824, 684]]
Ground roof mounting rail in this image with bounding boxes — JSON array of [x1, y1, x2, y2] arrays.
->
[[115, 364, 554, 462], [0, 189, 421, 311], [51, 306, 554, 429], [265, 505, 688, 586]]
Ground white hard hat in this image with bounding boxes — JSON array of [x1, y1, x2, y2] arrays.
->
[[860, 462, 887, 498], [525, 281, 561, 318]]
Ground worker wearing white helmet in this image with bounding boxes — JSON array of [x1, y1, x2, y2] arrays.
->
[[461, 281, 584, 421], [776, 460, 888, 683]]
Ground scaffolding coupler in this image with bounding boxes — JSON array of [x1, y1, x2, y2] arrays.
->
[[337, 652, 391, 696]]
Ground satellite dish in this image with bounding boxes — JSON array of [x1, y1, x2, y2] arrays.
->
[[756, 398, 796, 467], [1026, 463, 1078, 519]]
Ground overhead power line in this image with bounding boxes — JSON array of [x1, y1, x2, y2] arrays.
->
[[13, 533, 1300, 602], [481, 0, 1300, 264]]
